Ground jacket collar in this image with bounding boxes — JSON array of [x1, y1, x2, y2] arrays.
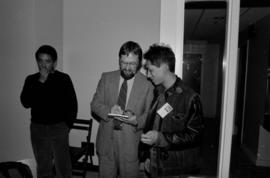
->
[[153, 76, 184, 99], [165, 77, 183, 98]]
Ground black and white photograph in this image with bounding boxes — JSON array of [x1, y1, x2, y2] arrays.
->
[[1, 0, 270, 178]]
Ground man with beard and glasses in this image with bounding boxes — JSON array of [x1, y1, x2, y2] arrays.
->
[[91, 41, 154, 178]]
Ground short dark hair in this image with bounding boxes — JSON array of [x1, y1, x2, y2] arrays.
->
[[144, 43, 175, 72], [119, 41, 142, 69], [35, 45, 58, 62]]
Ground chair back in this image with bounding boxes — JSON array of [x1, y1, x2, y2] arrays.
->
[[69, 118, 96, 177], [71, 119, 93, 146], [0, 161, 33, 178]]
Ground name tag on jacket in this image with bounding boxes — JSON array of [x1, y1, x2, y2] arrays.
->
[[157, 103, 173, 118]]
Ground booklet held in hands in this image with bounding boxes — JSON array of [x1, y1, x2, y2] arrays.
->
[[108, 113, 129, 119]]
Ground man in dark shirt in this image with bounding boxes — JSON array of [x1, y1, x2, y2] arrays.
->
[[20, 45, 78, 178], [140, 43, 204, 177]]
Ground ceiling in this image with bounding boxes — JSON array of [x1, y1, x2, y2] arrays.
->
[[184, 1, 270, 41]]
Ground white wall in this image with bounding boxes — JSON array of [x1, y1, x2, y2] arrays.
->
[[0, 0, 62, 162], [0, 0, 160, 166], [63, 0, 160, 164], [35, 0, 63, 69], [0, 0, 35, 162]]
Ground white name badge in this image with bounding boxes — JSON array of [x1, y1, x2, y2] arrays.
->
[[157, 102, 173, 118]]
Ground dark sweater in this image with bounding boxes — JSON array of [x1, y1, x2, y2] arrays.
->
[[20, 70, 78, 127]]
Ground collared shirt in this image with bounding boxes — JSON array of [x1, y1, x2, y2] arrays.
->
[[118, 76, 135, 108]]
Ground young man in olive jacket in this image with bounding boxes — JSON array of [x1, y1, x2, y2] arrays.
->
[[140, 43, 204, 177]]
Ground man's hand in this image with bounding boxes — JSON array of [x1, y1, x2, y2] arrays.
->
[[110, 105, 124, 115], [109, 109, 138, 126], [141, 130, 159, 145], [120, 110, 138, 126], [39, 68, 49, 83]]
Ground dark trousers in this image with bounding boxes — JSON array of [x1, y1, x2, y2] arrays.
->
[[30, 122, 72, 178]]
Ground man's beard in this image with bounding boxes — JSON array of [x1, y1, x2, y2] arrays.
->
[[120, 70, 136, 80]]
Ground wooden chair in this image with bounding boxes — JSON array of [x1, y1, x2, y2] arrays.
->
[[69, 118, 95, 178]]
